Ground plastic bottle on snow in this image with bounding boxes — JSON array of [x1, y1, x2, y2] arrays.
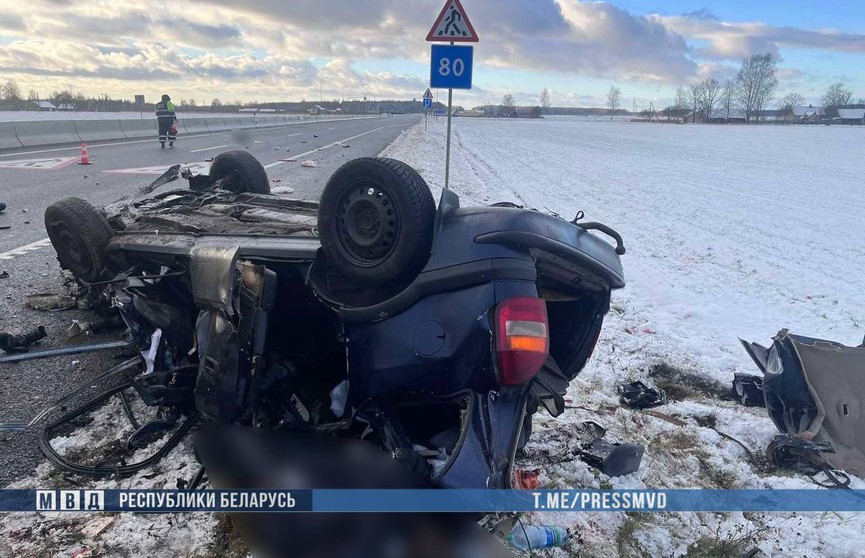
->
[[506, 524, 568, 550]]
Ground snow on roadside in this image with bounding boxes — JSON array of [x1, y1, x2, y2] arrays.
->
[[1, 394, 217, 557], [382, 118, 865, 557]]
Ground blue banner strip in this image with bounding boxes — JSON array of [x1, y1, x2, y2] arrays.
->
[[2, 489, 865, 513]]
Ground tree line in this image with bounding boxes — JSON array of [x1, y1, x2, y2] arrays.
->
[[0, 83, 443, 114], [646, 53, 864, 123]]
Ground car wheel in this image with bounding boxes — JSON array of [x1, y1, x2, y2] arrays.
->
[[318, 157, 436, 287], [209, 150, 270, 194], [44, 197, 114, 283]]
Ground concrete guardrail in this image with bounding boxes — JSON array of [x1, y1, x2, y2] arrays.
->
[[14, 120, 81, 147], [0, 122, 23, 149], [119, 119, 155, 139], [74, 120, 126, 142], [0, 114, 379, 151]]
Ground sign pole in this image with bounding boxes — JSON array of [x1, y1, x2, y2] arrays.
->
[[426, 0, 479, 193], [444, 86, 453, 190]]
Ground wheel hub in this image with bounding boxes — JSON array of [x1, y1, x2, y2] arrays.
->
[[337, 184, 398, 265]]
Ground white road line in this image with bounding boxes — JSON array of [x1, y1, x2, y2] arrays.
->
[[0, 238, 52, 261], [0, 133, 235, 159], [327, 127, 336, 130], [263, 126, 388, 170], [189, 144, 229, 153], [287, 133, 301, 137]]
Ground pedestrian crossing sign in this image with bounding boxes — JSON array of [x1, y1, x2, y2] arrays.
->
[[426, 0, 479, 42]]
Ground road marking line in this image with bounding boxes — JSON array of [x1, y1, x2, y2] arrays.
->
[[189, 144, 228, 153], [287, 133, 301, 137], [328, 127, 336, 130], [0, 238, 52, 261], [264, 126, 389, 170], [0, 156, 79, 170], [0, 137, 222, 158]]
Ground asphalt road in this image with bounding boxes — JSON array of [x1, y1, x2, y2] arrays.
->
[[0, 114, 419, 485]]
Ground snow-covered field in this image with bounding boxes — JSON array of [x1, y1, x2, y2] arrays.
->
[[2, 118, 864, 557], [382, 118, 865, 556]]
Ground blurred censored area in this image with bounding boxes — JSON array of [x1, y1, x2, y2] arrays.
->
[[195, 424, 512, 558]]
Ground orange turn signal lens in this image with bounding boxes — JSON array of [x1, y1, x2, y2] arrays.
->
[[507, 335, 548, 352]]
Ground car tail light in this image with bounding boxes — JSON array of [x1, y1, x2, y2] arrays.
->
[[495, 297, 549, 386]]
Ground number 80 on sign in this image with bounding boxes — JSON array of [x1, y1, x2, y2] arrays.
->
[[430, 45, 473, 89]]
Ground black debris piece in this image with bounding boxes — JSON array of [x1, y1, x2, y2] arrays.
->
[[767, 434, 849, 489], [0, 325, 47, 354], [140, 164, 181, 195], [572, 421, 644, 477], [732, 373, 765, 407], [0, 201, 6, 212], [617, 380, 667, 409], [578, 439, 645, 477], [0, 271, 8, 279]]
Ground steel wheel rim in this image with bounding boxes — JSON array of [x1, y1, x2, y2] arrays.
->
[[335, 181, 399, 267]]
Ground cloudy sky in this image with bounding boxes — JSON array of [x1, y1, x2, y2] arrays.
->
[[0, 0, 862, 108]]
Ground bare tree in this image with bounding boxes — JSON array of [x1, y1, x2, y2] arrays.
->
[[822, 82, 853, 112], [699, 78, 721, 122], [51, 89, 74, 109], [540, 88, 551, 113], [719, 79, 738, 120], [0, 80, 22, 108], [689, 82, 703, 123], [737, 53, 778, 122], [777, 92, 804, 111], [776, 92, 804, 123], [607, 86, 621, 120], [500, 94, 515, 117], [674, 86, 689, 110]]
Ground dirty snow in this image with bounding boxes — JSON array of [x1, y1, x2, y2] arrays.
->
[[1, 394, 217, 558], [381, 117, 865, 557]]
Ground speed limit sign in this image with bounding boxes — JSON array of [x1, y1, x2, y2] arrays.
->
[[430, 45, 473, 89]]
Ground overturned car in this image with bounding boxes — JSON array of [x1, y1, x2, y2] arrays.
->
[[41, 150, 626, 490]]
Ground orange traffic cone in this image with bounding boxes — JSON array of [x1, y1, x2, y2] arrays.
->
[[78, 143, 92, 165]]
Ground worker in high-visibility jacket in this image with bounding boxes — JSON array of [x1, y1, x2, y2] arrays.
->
[[155, 94, 177, 149]]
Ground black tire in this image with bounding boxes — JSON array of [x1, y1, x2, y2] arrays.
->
[[44, 198, 113, 282], [318, 157, 435, 286], [209, 150, 270, 194]]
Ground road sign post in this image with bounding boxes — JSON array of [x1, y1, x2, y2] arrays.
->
[[422, 88, 434, 131], [427, 0, 478, 191]]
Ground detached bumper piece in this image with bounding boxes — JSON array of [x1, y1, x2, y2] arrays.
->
[[742, 329, 865, 483]]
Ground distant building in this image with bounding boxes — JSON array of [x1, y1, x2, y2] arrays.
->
[[36, 100, 57, 111], [836, 108, 865, 125], [707, 108, 746, 123], [791, 105, 824, 123], [755, 109, 783, 122]]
